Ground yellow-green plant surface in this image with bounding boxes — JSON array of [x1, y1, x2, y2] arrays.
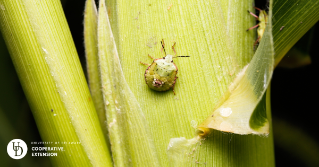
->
[[0, 0, 318, 166], [0, 0, 112, 166], [102, 0, 276, 166]]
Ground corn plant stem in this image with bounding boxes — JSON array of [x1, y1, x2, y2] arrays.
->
[[0, 0, 112, 166]]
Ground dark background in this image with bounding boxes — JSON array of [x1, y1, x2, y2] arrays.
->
[[0, 0, 317, 166]]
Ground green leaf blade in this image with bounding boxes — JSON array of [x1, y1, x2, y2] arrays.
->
[[97, 0, 160, 166], [272, 0, 319, 66]]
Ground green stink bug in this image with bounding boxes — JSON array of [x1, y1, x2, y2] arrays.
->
[[247, 7, 268, 49], [140, 39, 189, 95]]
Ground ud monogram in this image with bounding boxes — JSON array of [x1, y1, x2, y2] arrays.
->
[[7, 139, 28, 159], [12, 141, 23, 156]]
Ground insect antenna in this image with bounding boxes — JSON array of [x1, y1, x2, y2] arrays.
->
[[161, 39, 167, 56], [173, 56, 190, 58], [254, 6, 262, 11]]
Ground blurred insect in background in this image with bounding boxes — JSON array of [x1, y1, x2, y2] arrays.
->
[[247, 7, 268, 50]]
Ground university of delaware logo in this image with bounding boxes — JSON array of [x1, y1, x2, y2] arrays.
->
[[7, 139, 28, 159]]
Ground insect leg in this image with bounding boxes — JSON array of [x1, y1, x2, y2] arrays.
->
[[148, 54, 155, 60], [140, 61, 150, 66], [253, 36, 261, 50], [247, 10, 259, 19], [172, 87, 176, 95], [172, 76, 178, 95], [246, 24, 259, 31]]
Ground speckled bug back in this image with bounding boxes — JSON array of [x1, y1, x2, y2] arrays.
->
[[144, 55, 177, 92], [140, 39, 189, 94]]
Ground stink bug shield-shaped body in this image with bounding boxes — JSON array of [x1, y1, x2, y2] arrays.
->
[[247, 7, 268, 49], [140, 39, 189, 94], [142, 54, 177, 93]]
